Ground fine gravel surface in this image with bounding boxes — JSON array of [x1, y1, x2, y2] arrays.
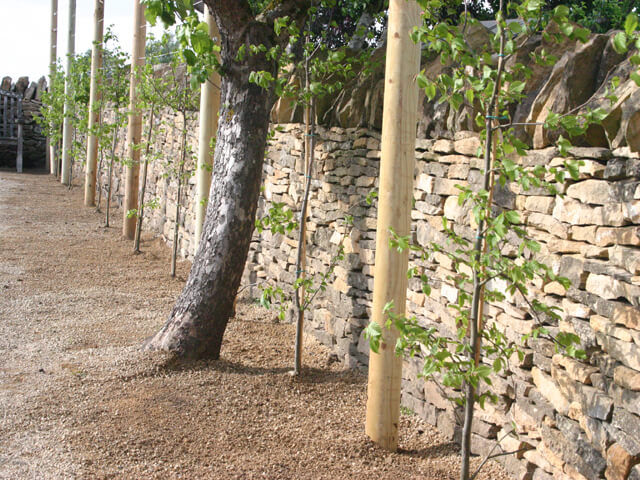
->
[[0, 170, 510, 480]]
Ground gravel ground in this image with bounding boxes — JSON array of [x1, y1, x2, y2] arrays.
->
[[0, 170, 510, 480]]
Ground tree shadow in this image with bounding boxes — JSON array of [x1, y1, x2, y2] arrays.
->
[[398, 442, 460, 460], [147, 355, 366, 386]]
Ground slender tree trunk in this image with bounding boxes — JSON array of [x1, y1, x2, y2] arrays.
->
[[105, 116, 118, 227], [96, 104, 105, 212], [293, 93, 314, 375], [460, 3, 505, 479], [144, 15, 281, 359], [134, 106, 155, 253], [68, 127, 75, 188]]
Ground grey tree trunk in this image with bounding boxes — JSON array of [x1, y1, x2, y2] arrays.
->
[[144, 2, 305, 358]]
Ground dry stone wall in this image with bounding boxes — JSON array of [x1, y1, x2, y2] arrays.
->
[[245, 126, 640, 480], [72, 108, 200, 258], [0, 75, 47, 168], [72, 119, 640, 480]]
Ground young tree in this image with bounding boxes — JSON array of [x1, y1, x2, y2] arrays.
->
[[99, 38, 130, 227], [142, 0, 313, 358], [37, 63, 65, 177]]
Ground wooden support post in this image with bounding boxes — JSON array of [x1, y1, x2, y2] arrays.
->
[[194, 6, 221, 252], [365, 0, 421, 452], [84, 0, 105, 206], [60, 0, 76, 186], [122, 0, 146, 239], [17, 122, 24, 173], [48, 0, 58, 175], [2, 96, 7, 137]]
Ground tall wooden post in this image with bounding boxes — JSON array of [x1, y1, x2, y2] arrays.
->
[[60, 0, 76, 186], [194, 7, 221, 251], [48, 0, 58, 175], [84, 0, 105, 206], [123, 0, 146, 239], [365, 0, 421, 451]]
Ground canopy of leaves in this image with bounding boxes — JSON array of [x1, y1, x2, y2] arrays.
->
[[455, 0, 637, 32]]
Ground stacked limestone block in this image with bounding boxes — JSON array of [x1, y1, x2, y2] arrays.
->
[[73, 108, 640, 479], [244, 126, 640, 480]]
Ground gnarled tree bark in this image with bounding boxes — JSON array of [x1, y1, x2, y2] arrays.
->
[[144, 0, 309, 359]]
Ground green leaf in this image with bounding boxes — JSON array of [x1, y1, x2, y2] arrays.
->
[[625, 13, 638, 36], [364, 322, 382, 354], [613, 32, 628, 54], [182, 48, 197, 66], [631, 71, 640, 87], [425, 82, 437, 101], [504, 210, 521, 224]]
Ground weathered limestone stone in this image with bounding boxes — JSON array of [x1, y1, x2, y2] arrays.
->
[[586, 274, 640, 304], [527, 212, 570, 239], [447, 163, 470, 179], [552, 354, 598, 384], [553, 198, 626, 227], [541, 419, 607, 479], [453, 133, 480, 156], [591, 314, 634, 342], [566, 179, 614, 205], [580, 416, 610, 454], [443, 195, 467, 223], [594, 227, 640, 247], [612, 305, 640, 330], [532, 367, 569, 415], [630, 465, 640, 480], [433, 139, 454, 154], [613, 365, 640, 391], [562, 298, 592, 318], [604, 443, 637, 480], [596, 333, 640, 371], [525, 196, 556, 214], [568, 147, 613, 161], [415, 173, 434, 193], [433, 178, 468, 196]]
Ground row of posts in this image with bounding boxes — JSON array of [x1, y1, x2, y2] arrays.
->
[[48, 0, 422, 453], [49, 0, 220, 248]]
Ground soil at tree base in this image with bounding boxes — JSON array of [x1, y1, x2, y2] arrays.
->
[[0, 170, 509, 479]]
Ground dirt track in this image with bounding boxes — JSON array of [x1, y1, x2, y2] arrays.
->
[[0, 170, 508, 479]]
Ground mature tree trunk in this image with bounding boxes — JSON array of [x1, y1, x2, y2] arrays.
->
[[145, 0, 308, 359]]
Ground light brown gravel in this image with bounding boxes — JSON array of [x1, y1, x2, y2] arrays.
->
[[0, 170, 510, 480]]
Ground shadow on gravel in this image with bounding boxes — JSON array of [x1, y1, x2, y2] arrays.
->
[[133, 355, 367, 386], [399, 442, 460, 459]]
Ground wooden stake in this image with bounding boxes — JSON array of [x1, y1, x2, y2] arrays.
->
[[365, 0, 421, 452], [84, 0, 105, 206], [194, 7, 221, 251], [48, 0, 58, 175], [123, 0, 146, 239], [60, 0, 76, 186]]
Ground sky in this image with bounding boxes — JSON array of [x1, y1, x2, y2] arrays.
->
[[0, 0, 169, 85]]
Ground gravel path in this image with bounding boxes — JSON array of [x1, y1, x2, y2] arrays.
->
[[0, 170, 509, 479]]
